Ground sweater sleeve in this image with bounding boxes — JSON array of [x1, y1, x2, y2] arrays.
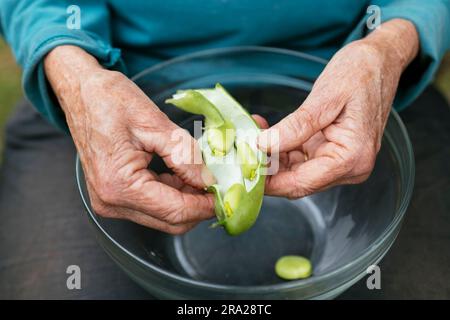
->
[[0, 0, 126, 130], [346, 0, 450, 111]]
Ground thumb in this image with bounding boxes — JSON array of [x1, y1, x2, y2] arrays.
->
[[257, 95, 341, 153], [251, 114, 270, 129], [143, 123, 216, 189]]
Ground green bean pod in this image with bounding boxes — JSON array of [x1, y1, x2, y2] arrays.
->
[[166, 84, 266, 236], [166, 90, 235, 156]]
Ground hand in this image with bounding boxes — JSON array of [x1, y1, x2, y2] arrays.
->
[[45, 46, 216, 234], [257, 19, 419, 199]]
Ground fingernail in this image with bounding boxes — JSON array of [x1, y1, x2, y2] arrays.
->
[[201, 166, 216, 187]]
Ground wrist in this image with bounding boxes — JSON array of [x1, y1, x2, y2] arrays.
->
[[44, 45, 104, 105], [44, 45, 103, 79], [362, 19, 419, 73]]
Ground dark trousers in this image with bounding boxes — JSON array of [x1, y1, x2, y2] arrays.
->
[[0, 87, 449, 299]]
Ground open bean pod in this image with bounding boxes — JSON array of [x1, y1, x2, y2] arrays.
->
[[166, 84, 266, 236]]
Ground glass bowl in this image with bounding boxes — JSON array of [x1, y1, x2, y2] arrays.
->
[[76, 47, 414, 299]]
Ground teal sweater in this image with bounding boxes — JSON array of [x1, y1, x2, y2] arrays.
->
[[1, 0, 449, 130]]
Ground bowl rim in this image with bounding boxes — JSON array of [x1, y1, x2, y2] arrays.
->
[[76, 46, 415, 294], [131, 45, 329, 81]]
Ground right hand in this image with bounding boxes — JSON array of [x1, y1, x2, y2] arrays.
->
[[44, 45, 215, 234]]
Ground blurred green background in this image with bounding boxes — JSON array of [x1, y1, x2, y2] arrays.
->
[[0, 39, 22, 155], [0, 38, 449, 156]]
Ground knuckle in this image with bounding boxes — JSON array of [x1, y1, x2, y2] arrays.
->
[[160, 203, 186, 225], [91, 201, 113, 218], [355, 173, 371, 184], [162, 210, 186, 225], [339, 151, 358, 172], [354, 148, 376, 176], [340, 142, 368, 172], [295, 108, 315, 136], [347, 154, 359, 171], [287, 178, 313, 199], [94, 175, 121, 205], [339, 139, 377, 177], [359, 156, 376, 175], [166, 213, 183, 225], [284, 114, 301, 137], [95, 186, 114, 205], [178, 167, 196, 184]]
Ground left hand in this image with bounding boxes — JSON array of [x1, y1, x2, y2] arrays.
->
[[257, 19, 419, 199]]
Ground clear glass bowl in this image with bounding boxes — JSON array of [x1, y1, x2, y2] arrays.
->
[[76, 47, 414, 299]]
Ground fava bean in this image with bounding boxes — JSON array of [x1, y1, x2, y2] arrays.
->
[[275, 255, 312, 280]]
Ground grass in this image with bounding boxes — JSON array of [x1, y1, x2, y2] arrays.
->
[[435, 53, 450, 103], [0, 38, 22, 155], [0, 38, 449, 154]]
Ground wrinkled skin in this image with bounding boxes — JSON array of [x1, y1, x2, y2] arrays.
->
[[45, 47, 216, 234], [257, 19, 419, 199]]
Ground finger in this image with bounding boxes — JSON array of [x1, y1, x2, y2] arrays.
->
[[265, 171, 366, 199], [88, 180, 199, 234], [251, 114, 270, 129], [90, 178, 209, 234], [179, 184, 204, 194], [257, 93, 344, 153], [123, 177, 215, 224], [265, 155, 346, 198], [287, 170, 371, 196], [302, 131, 327, 159], [159, 173, 205, 194], [131, 212, 197, 235], [121, 206, 198, 235], [159, 172, 185, 189], [139, 123, 216, 189], [278, 152, 289, 170], [278, 150, 306, 172], [180, 192, 216, 221], [286, 150, 307, 167]]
